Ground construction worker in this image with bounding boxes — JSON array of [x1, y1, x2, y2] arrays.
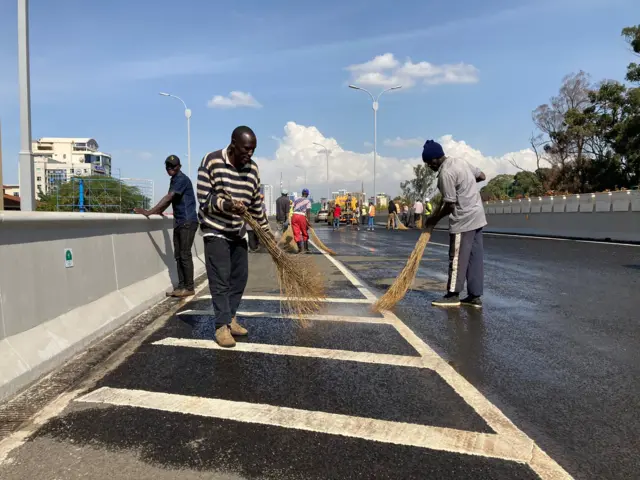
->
[[367, 202, 376, 231], [276, 189, 290, 232], [423, 139, 487, 308], [197, 126, 273, 348], [134, 154, 197, 298], [291, 188, 312, 253]]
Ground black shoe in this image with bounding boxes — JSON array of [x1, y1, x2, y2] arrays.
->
[[296, 241, 304, 254], [461, 296, 483, 308], [303, 240, 310, 254], [432, 293, 461, 307]]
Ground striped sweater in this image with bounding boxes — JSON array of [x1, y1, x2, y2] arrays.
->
[[197, 147, 269, 239]]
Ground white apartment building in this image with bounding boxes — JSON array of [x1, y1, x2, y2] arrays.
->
[[260, 184, 276, 217], [32, 138, 112, 198]]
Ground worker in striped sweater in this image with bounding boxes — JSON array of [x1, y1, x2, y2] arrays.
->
[[197, 126, 273, 348]]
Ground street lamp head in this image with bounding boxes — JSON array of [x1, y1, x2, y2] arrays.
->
[[159, 92, 170, 96], [348, 85, 361, 90], [389, 85, 402, 91]]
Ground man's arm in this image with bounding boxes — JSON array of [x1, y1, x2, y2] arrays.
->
[[466, 160, 486, 183], [247, 175, 271, 232], [134, 193, 173, 217]]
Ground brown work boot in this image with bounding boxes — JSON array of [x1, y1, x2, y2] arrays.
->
[[230, 317, 248, 336], [174, 289, 195, 298], [215, 325, 236, 348], [166, 288, 182, 297]]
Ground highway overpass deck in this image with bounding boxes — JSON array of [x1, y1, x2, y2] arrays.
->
[[0, 224, 638, 479]]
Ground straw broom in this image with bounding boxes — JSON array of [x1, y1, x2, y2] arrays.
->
[[307, 220, 336, 255], [278, 223, 299, 253], [243, 212, 326, 322], [373, 198, 442, 312]]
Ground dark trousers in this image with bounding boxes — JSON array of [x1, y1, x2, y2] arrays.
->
[[447, 228, 484, 297], [173, 222, 198, 290], [248, 230, 260, 251], [361, 214, 367, 225], [204, 236, 248, 327]]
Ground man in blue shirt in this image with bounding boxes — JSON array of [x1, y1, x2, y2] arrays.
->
[[134, 155, 198, 297]]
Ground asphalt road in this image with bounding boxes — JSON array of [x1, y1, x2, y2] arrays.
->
[[319, 224, 640, 480], [0, 224, 637, 479]]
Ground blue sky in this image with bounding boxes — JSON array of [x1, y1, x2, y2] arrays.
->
[[0, 0, 638, 200]]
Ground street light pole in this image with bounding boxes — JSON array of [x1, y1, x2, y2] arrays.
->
[[159, 92, 191, 180], [295, 165, 307, 186], [18, 0, 35, 211], [313, 142, 330, 202], [348, 84, 402, 204]]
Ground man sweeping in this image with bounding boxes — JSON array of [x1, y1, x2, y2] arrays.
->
[[134, 155, 197, 298], [291, 188, 312, 253], [423, 140, 487, 308], [197, 126, 273, 348]]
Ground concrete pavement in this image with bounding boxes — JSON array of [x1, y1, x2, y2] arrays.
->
[[0, 225, 636, 478]]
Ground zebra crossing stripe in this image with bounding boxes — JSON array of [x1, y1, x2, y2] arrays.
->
[[77, 386, 534, 464], [152, 337, 429, 369]]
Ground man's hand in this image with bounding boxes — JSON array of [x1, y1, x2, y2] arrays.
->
[[230, 200, 247, 215], [134, 208, 149, 217], [222, 200, 247, 215], [425, 215, 439, 228]]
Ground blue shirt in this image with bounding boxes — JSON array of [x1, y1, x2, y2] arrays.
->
[[169, 171, 198, 227]]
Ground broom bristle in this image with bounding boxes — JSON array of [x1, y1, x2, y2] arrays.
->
[[372, 230, 432, 312], [308, 227, 336, 255], [277, 224, 299, 253], [244, 213, 325, 324]]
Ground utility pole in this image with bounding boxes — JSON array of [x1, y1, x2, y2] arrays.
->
[[18, 0, 35, 211], [0, 119, 4, 211]]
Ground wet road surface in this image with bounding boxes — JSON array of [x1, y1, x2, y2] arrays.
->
[[0, 225, 637, 479]]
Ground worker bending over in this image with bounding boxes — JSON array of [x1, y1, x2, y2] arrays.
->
[[291, 188, 312, 254]]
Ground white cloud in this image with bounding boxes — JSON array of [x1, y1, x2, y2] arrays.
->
[[207, 91, 262, 109], [384, 137, 425, 148], [346, 53, 479, 89], [254, 122, 537, 198]]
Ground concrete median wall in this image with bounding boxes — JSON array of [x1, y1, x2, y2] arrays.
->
[[483, 191, 640, 242], [375, 191, 639, 242], [0, 212, 205, 401]]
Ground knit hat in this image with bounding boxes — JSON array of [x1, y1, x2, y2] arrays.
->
[[422, 140, 445, 163]]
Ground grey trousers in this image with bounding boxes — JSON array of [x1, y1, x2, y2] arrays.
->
[[447, 228, 484, 297]]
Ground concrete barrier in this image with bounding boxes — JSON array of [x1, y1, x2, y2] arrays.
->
[[0, 212, 205, 401]]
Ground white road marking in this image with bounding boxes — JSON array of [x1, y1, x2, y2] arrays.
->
[[153, 338, 428, 369], [180, 310, 390, 324], [481, 231, 639, 247], [77, 387, 534, 464], [198, 294, 374, 304], [311, 242, 573, 479]]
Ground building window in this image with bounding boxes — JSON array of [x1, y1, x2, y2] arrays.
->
[[63, 154, 67, 159], [36, 176, 42, 181]]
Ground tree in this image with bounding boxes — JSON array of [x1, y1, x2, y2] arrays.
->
[[480, 174, 514, 200], [512, 171, 544, 197], [37, 176, 150, 212], [400, 164, 438, 203]]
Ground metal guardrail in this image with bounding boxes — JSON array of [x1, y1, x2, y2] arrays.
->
[[483, 191, 640, 214]]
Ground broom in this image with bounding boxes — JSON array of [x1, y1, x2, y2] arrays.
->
[[373, 198, 442, 312], [278, 223, 299, 253], [243, 212, 326, 321], [307, 220, 336, 255]]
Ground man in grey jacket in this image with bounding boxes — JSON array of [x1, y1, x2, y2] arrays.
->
[[275, 189, 291, 232], [423, 140, 487, 308]]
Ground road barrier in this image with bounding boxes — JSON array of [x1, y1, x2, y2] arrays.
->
[[482, 191, 640, 242], [374, 191, 640, 242], [0, 212, 205, 401]]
